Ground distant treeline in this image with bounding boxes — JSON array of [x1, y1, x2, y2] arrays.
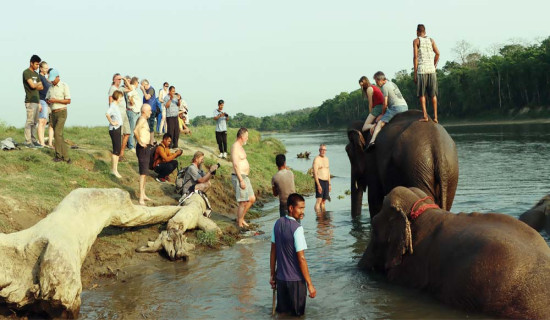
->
[[192, 37, 550, 131]]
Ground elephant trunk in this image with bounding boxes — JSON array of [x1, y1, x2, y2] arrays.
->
[[351, 174, 363, 217]]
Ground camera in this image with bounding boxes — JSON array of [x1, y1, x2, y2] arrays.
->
[[211, 162, 221, 176]]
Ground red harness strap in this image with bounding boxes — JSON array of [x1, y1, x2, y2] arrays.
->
[[410, 196, 439, 220]]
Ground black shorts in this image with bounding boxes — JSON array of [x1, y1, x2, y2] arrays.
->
[[315, 179, 330, 200], [136, 144, 150, 175], [276, 279, 307, 316], [109, 127, 122, 156]]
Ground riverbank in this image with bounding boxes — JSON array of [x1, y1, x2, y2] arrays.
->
[[0, 124, 313, 288]]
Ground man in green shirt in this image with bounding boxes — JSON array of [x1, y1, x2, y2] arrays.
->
[[22, 55, 44, 148]]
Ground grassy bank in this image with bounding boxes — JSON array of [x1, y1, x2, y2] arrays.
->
[[0, 123, 313, 286]]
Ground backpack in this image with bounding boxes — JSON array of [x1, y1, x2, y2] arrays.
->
[[148, 144, 158, 170], [175, 165, 190, 195]]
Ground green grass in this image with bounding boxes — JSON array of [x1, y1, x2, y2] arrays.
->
[[0, 122, 313, 233], [195, 230, 219, 247]]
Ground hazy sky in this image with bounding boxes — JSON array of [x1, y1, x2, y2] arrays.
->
[[2, 0, 549, 127]]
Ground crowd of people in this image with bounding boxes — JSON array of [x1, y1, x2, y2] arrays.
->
[[19, 23, 440, 318]]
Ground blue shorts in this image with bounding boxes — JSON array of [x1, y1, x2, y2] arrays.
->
[[39, 100, 49, 119], [381, 105, 408, 123]]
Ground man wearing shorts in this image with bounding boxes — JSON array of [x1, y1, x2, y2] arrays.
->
[[140, 79, 156, 145], [366, 71, 408, 150], [272, 154, 296, 217], [312, 144, 331, 212], [231, 127, 256, 228], [414, 24, 440, 123], [134, 104, 153, 205], [270, 193, 317, 316]]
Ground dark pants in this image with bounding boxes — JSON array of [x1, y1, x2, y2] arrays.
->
[[109, 127, 122, 156], [166, 116, 179, 148], [279, 203, 287, 217], [136, 144, 150, 175], [276, 279, 307, 316], [51, 109, 68, 160], [215, 131, 227, 153], [154, 160, 178, 178]]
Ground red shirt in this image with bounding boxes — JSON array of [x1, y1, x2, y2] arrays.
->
[[372, 85, 384, 106]]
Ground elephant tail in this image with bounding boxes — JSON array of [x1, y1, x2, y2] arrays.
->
[[432, 138, 457, 211]]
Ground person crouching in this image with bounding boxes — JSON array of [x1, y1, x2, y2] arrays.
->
[[152, 133, 182, 182]]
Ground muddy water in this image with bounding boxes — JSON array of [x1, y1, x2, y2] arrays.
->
[[81, 123, 550, 319]]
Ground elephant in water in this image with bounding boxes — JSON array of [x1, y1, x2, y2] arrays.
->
[[360, 186, 550, 320], [519, 194, 550, 233], [346, 110, 458, 218]]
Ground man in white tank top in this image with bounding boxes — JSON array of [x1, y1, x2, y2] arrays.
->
[[413, 24, 440, 123]]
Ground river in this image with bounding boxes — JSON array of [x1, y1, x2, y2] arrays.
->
[[80, 123, 550, 319]]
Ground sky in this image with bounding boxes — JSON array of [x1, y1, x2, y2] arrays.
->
[[1, 0, 549, 127]]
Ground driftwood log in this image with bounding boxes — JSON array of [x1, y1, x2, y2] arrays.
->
[[136, 193, 222, 259], [0, 188, 219, 318]]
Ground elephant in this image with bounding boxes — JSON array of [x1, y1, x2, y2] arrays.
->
[[360, 186, 550, 320], [519, 194, 550, 233], [346, 110, 458, 217]]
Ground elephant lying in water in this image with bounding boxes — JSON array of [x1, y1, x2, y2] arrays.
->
[[519, 194, 550, 233], [346, 110, 458, 218], [360, 186, 550, 320]]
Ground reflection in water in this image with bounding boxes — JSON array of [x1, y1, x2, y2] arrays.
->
[[315, 211, 334, 246], [234, 244, 257, 313]]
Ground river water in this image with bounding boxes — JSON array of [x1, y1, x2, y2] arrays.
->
[[81, 123, 550, 319]]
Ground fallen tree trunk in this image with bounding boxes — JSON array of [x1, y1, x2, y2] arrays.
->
[[136, 192, 222, 260], [0, 188, 219, 318]]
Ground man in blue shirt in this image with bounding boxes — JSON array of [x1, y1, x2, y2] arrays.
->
[[270, 193, 317, 316]]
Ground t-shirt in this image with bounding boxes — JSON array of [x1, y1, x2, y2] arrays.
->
[[272, 169, 296, 207], [38, 74, 51, 101], [108, 85, 126, 109], [381, 81, 408, 108], [127, 87, 143, 113], [107, 102, 122, 130], [45, 82, 71, 111], [213, 109, 227, 132], [143, 86, 157, 111], [164, 95, 180, 117], [182, 164, 205, 193], [22, 68, 41, 103], [271, 216, 307, 281]]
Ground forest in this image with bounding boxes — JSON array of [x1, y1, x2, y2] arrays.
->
[[192, 37, 550, 131]]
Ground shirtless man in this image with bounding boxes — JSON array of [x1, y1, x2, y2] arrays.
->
[[134, 104, 153, 205], [231, 127, 256, 228], [312, 144, 331, 212]]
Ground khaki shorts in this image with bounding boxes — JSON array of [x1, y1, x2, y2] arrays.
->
[[231, 174, 255, 202]]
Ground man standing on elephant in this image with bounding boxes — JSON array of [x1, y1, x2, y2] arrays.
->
[[366, 72, 408, 150], [313, 144, 331, 212], [270, 193, 316, 316], [414, 24, 440, 123]]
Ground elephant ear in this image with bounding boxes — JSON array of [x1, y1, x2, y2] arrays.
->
[[384, 201, 413, 270], [347, 129, 366, 150]]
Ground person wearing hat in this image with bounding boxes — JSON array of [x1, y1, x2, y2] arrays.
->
[[45, 69, 72, 163]]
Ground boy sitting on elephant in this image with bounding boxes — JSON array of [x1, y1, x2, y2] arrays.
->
[[366, 71, 408, 150]]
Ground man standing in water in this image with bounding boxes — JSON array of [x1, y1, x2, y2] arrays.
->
[[270, 193, 317, 316], [312, 144, 331, 212], [272, 154, 296, 217], [413, 24, 440, 123], [134, 104, 153, 205], [231, 127, 256, 228]]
